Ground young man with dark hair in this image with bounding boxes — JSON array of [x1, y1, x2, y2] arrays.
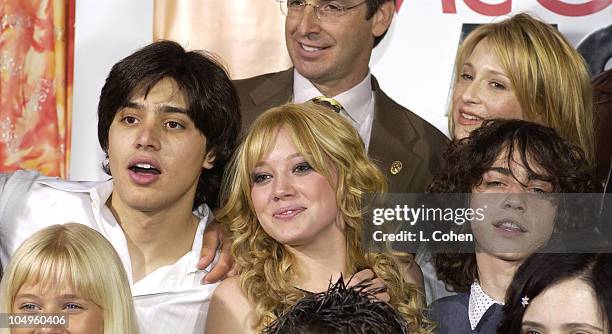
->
[[0, 40, 240, 333], [235, 0, 448, 193], [263, 277, 410, 334], [426, 119, 599, 333]]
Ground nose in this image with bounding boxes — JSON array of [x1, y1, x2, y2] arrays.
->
[[35, 326, 64, 334], [460, 80, 481, 105], [135, 119, 161, 151], [501, 192, 526, 212], [272, 174, 295, 201], [295, 5, 322, 37]]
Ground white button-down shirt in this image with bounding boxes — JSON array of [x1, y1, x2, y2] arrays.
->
[[293, 69, 375, 150], [0, 170, 218, 334], [468, 281, 504, 330]]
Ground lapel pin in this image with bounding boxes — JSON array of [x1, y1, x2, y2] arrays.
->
[[390, 161, 403, 175]]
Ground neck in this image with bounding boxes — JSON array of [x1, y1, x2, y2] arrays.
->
[[475, 252, 522, 302], [108, 193, 199, 282], [310, 68, 369, 98], [288, 236, 348, 293]]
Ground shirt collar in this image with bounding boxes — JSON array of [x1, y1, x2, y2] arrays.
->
[[37, 177, 114, 211], [292, 68, 372, 126], [468, 281, 504, 330], [187, 208, 212, 274]]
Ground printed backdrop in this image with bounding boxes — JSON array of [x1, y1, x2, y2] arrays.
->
[[0, 0, 74, 177], [154, 0, 292, 79]]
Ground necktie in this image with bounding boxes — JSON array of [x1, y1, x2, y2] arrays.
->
[[309, 96, 345, 114]]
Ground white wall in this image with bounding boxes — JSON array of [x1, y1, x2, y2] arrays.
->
[[70, 0, 153, 180]]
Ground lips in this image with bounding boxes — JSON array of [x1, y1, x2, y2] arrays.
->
[[456, 109, 484, 126], [295, 41, 329, 59], [302, 43, 323, 52], [127, 157, 162, 186], [273, 206, 306, 220], [493, 218, 527, 237]]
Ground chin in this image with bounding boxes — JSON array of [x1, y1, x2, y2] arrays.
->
[[491, 252, 529, 262], [273, 235, 309, 247], [295, 62, 329, 80], [453, 125, 473, 140]]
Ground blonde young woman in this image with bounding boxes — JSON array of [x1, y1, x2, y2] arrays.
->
[[205, 103, 431, 333], [0, 224, 139, 334], [449, 13, 595, 165]]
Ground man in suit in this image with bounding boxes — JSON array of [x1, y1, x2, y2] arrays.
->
[[235, 0, 448, 193]]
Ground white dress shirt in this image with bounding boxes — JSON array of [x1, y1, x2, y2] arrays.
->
[[293, 69, 375, 150], [468, 281, 504, 330], [0, 170, 218, 334]]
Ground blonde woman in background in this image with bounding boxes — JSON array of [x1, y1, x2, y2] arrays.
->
[[449, 13, 595, 165], [0, 224, 139, 334], [205, 103, 431, 333]]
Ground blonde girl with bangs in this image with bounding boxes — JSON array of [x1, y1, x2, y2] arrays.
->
[[205, 103, 431, 333], [448, 13, 594, 165], [0, 224, 139, 334]]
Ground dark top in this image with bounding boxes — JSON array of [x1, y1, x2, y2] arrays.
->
[[429, 292, 503, 334], [593, 69, 612, 186]]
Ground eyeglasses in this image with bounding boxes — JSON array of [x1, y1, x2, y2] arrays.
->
[[277, 0, 368, 20]]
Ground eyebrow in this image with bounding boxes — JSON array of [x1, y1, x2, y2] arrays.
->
[[523, 321, 604, 332], [563, 323, 604, 332], [463, 62, 510, 79], [16, 293, 80, 299], [254, 152, 304, 168], [58, 294, 80, 299], [14, 293, 40, 300], [521, 321, 544, 329], [123, 101, 188, 115], [485, 167, 550, 183]]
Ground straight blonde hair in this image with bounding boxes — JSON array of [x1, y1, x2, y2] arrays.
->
[[448, 13, 594, 163], [0, 224, 139, 334]]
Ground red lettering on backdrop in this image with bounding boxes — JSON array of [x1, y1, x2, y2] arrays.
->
[[442, 0, 458, 13], [537, 0, 611, 17], [396, 0, 404, 11], [441, 0, 512, 15], [464, 0, 512, 15], [440, 0, 609, 16]]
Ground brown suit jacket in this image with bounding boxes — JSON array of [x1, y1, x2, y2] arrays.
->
[[234, 68, 449, 193]]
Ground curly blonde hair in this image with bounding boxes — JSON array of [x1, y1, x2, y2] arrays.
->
[[217, 103, 432, 332]]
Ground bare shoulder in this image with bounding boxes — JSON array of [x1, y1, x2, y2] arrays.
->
[[205, 276, 257, 334], [213, 276, 243, 298], [399, 259, 425, 293]]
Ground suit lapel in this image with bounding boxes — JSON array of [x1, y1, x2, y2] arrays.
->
[[368, 77, 423, 193], [249, 68, 294, 111]]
